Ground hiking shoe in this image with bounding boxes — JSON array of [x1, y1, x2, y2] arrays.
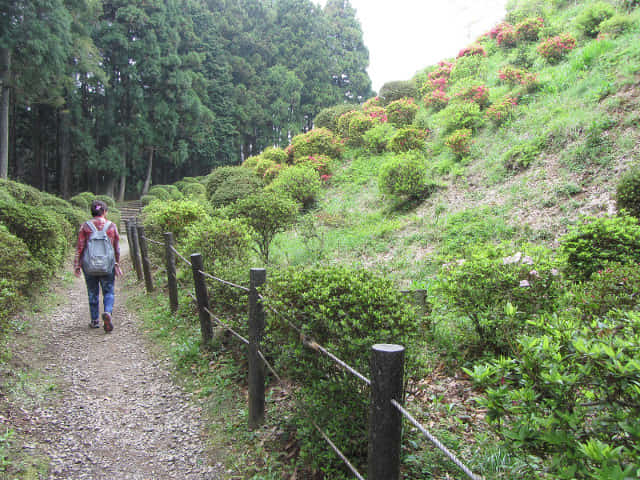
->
[[102, 312, 113, 333], [89, 319, 100, 329]]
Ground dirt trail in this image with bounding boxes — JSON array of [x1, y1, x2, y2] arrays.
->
[[3, 236, 223, 479]]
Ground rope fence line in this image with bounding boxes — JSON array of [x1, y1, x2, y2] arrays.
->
[[264, 303, 371, 386], [311, 419, 366, 480], [170, 246, 193, 267], [129, 223, 484, 480], [391, 399, 482, 480], [199, 270, 250, 293]]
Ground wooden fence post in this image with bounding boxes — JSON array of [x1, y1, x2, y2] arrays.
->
[[129, 222, 143, 282], [248, 268, 266, 430], [191, 253, 213, 349], [369, 344, 405, 480], [164, 232, 178, 313], [137, 225, 154, 292]]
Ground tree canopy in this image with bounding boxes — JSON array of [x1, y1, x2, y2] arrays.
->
[[0, 0, 372, 199]]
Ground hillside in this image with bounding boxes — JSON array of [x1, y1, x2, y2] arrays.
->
[[2, 0, 640, 479]]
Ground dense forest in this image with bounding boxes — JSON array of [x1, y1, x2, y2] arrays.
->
[[0, 0, 371, 200]]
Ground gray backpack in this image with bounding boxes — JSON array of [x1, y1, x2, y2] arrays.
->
[[82, 221, 115, 275]]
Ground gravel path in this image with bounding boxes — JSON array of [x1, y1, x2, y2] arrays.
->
[[4, 236, 223, 479]]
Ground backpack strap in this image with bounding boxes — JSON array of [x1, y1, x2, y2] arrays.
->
[[86, 220, 98, 233], [103, 221, 112, 232]]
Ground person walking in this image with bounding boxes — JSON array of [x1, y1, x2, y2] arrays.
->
[[74, 199, 123, 332]]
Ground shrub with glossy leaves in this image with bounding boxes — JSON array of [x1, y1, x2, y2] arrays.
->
[[141, 199, 209, 242], [434, 246, 561, 355], [287, 128, 343, 161], [378, 154, 427, 199], [514, 16, 544, 41], [363, 123, 397, 154], [537, 33, 577, 62], [205, 166, 264, 207], [457, 43, 487, 58], [267, 165, 322, 210], [388, 127, 428, 153], [179, 217, 254, 313], [148, 186, 171, 201], [561, 214, 640, 281], [265, 266, 420, 477], [485, 96, 518, 125], [70, 191, 95, 210], [423, 88, 450, 111], [616, 168, 640, 218], [346, 111, 377, 146], [378, 80, 418, 104], [385, 98, 418, 126], [439, 101, 484, 133], [576, 1, 615, 37], [228, 191, 298, 262], [313, 104, 357, 132], [261, 146, 288, 164], [445, 128, 473, 158]]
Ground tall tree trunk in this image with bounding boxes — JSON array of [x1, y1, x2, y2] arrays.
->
[[33, 105, 45, 190], [0, 48, 10, 179], [58, 109, 71, 198], [142, 147, 153, 195], [118, 152, 127, 202]]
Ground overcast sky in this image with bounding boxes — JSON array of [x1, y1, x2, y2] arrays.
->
[[315, 0, 509, 92]]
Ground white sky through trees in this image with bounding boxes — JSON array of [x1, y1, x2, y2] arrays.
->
[[315, 0, 508, 92]]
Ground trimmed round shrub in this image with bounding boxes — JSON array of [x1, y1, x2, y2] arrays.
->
[[439, 101, 484, 133], [95, 194, 116, 209], [228, 191, 298, 262], [385, 98, 418, 126], [378, 155, 427, 199], [449, 55, 488, 85], [179, 217, 254, 313], [267, 165, 322, 210], [205, 166, 263, 204], [313, 104, 357, 132], [293, 154, 332, 177], [515, 17, 544, 41], [261, 146, 288, 164], [0, 197, 68, 271], [147, 186, 171, 201], [576, 1, 615, 38], [0, 224, 42, 293], [70, 191, 95, 210], [497, 24, 518, 47], [141, 194, 158, 206], [388, 127, 428, 153], [255, 157, 276, 178], [182, 182, 206, 200], [347, 111, 377, 146], [335, 110, 361, 138], [164, 185, 183, 201], [457, 43, 487, 58], [452, 84, 490, 108], [616, 168, 640, 218], [287, 128, 343, 161], [0, 179, 54, 206], [485, 96, 519, 125], [49, 204, 87, 242], [424, 89, 450, 111], [445, 128, 474, 158], [537, 33, 577, 63], [363, 123, 397, 154], [561, 214, 640, 280], [379, 80, 418, 105], [141, 199, 209, 242], [265, 266, 420, 476], [242, 155, 261, 171], [173, 180, 190, 192]]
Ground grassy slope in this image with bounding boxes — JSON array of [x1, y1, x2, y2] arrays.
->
[[272, 1, 640, 290]]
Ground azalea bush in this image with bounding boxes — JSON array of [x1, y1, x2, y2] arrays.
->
[[616, 167, 640, 218], [497, 24, 518, 47], [421, 61, 453, 94], [467, 309, 640, 479], [293, 154, 332, 177], [141, 199, 209, 242], [313, 104, 357, 132], [515, 16, 544, 41], [433, 246, 561, 356], [287, 128, 343, 161], [347, 111, 377, 146], [363, 123, 397, 154], [561, 214, 640, 281], [537, 33, 576, 62], [385, 98, 418, 126], [423, 88, 449, 111], [378, 154, 427, 199], [445, 128, 473, 158], [439, 101, 484, 133], [485, 96, 518, 125], [498, 65, 538, 90], [457, 43, 487, 58], [335, 110, 362, 138], [453, 84, 490, 108], [388, 126, 428, 153], [266, 165, 322, 210]]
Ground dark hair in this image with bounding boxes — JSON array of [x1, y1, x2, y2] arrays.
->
[[90, 200, 108, 217]]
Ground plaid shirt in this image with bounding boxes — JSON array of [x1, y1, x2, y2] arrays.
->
[[74, 217, 120, 271]]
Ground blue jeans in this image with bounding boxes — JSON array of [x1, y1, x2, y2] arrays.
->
[[83, 269, 115, 321]]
